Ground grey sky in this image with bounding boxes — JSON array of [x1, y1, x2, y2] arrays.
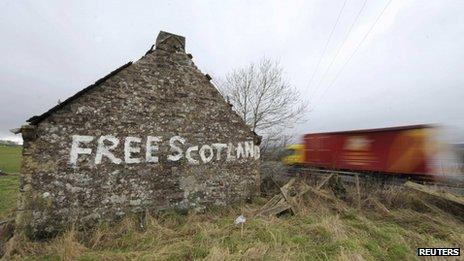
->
[[1, 0, 463, 143]]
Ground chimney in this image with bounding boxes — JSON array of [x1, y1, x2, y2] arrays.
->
[[155, 31, 186, 53]]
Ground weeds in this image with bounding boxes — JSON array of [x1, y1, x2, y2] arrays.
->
[[3, 175, 464, 260]]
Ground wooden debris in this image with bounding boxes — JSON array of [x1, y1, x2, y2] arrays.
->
[[256, 178, 311, 217], [280, 178, 311, 213], [256, 174, 354, 217], [404, 181, 464, 219], [307, 186, 337, 202], [256, 194, 291, 217], [404, 181, 464, 205], [316, 174, 334, 190]]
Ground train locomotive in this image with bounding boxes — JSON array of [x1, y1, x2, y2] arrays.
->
[[282, 124, 463, 181]]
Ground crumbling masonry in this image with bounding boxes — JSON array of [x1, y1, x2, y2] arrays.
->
[[17, 31, 260, 238]]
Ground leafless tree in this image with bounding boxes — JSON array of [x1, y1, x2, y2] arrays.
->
[[217, 58, 308, 150]]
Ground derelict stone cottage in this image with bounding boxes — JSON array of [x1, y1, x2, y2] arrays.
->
[[16, 31, 261, 238]]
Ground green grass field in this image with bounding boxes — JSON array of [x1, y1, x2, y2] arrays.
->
[[0, 145, 21, 174], [0, 145, 21, 219]]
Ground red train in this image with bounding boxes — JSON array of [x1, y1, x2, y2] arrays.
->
[[283, 125, 463, 181]]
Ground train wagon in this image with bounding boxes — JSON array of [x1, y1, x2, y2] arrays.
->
[[284, 124, 461, 180]]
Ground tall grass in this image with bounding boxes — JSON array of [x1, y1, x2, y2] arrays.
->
[[3, 177, 464, 260], [0, 173, 19, 219]]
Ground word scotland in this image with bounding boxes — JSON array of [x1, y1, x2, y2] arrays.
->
[[70, 135, 260, 165]]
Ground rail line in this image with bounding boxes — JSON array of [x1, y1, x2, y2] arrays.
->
[[290, 166, 464, 195]]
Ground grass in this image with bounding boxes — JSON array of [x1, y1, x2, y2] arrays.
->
[[1, 151, 463, 260], [0, 145, 21, 174], [2, 183, 464, 260], [0, 173, 20, 220], [0, 145, 21, 219]]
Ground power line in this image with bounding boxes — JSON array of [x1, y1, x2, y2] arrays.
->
[[311, 0, 368, 97], [306, 0, 349, 93], [314, 0, 393, 109]]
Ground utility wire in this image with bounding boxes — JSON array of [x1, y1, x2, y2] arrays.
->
[[311, 0, 368, 97], [314, 0, 393, 109], [306, 0, 349, 93]]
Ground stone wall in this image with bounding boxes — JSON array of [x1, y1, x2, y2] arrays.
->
[[17, 31, 260, 238]]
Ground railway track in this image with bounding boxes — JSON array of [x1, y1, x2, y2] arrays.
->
[[291, 167, 464, 195]]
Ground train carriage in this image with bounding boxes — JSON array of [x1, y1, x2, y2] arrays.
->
[[284, 125, 462, 181]]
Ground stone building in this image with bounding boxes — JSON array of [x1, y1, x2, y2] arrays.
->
[[17, 31, 260, 238]]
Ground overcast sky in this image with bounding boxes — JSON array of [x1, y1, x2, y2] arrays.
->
[[1, 0, 463, 143]]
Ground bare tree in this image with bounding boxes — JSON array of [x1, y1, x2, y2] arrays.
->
[[218, 58, 308, 149]]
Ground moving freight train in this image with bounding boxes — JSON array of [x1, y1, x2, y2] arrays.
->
[[282, 125, 463, 181]]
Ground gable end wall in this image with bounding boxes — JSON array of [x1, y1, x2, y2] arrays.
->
[[17, 36, 260, 238]]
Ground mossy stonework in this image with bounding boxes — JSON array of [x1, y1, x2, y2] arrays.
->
[[17, 31, 260, 238]]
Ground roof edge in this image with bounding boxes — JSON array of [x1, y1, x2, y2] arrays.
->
[[303, 124, 438, 136], [27, 61, 133, 125]]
